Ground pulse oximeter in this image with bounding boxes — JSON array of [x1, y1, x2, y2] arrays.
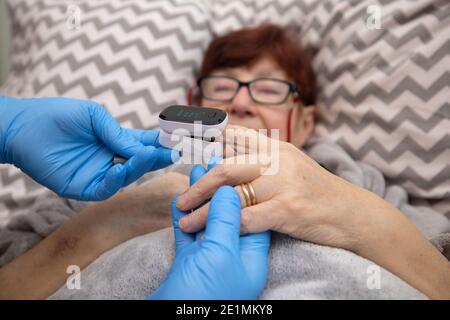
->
[[113, 105, 228, 164], [158, 105, 228, 150]]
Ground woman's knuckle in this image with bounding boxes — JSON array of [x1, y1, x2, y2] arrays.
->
[[191, 182, 207, 198], [213, 164, 232, 182], [240, 211, 253, 232]]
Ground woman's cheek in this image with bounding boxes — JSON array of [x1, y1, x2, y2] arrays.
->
[[200, 100, 289, 141], [258, 110, 290, 141]]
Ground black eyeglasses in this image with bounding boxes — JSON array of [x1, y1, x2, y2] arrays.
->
[[197, 75, 301, 106]]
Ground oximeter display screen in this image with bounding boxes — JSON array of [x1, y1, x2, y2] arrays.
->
[[159, 105, 226, 126]]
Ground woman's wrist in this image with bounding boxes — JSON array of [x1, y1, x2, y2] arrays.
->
[[301, 174, 381, 252], [87, 172, 189, 247]]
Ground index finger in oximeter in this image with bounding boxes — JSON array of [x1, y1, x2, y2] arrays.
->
[[158, 105, 228, 152]]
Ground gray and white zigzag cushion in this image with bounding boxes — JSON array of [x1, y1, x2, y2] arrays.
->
[[310, 0, 450, 216], [207, 0, 450, 216]]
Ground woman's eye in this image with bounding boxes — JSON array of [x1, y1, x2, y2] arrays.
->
[[255, 88, 281, 95], [213, 86, 235, 92]]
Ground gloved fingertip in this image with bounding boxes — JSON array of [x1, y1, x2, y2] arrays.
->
[[171, 196, 183, 219], [211, 185, 240, 206], [204, 186, 241, 248], [207, 156, 223, 171], [172, 196, 193, 226], [106, 164, 126, 188], [147, 147, 179, 170], [93, 164, 126, 200], [190, 164, 207, 186], [171, 149, 181, 164], [127, 145, 177, 173], [171, 195, 195, 251], [208, 185, 241, 226], [129, 145, 156, 164], [126, 129, 161, 147]]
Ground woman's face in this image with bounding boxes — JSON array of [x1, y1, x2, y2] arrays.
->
[[199, 56, 314, 144]]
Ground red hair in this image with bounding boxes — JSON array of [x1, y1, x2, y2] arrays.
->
[[199, 24, 317, 106]]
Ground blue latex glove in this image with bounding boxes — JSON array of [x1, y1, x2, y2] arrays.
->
[[0, 96, 179, 200], [150, 162, 271, 300]]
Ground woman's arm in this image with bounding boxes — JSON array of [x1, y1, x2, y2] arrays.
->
[[176, 138, 450, 299], [0, 204, 114, 299], [0, 172, 188, 299], [350, 187, 450, 300]]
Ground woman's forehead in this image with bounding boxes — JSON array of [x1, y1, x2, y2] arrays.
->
[[211, 56, 288, 80]]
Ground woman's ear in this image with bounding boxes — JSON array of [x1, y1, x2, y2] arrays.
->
[[289, 105, 315, 147]]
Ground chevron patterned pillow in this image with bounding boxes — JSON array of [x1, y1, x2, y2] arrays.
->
[[0, 0, 212, 225], [207, 0, 450, 217], [309, 0, 450, 216]]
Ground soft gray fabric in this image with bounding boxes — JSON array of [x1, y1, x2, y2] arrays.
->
[[46, 229, 426, 300], [0, 194, 87, 267], [42, 138, 449, 300], [1, 139, 448, 298], [0, 167, 172, 268]]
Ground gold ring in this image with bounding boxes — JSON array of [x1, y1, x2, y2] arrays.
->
[[240, 183, 257, 207], [247, 182, 257, 206], [241, 183, 251, 208]]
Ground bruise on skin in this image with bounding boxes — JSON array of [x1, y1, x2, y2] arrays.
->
[[50, 235, 81, 259]]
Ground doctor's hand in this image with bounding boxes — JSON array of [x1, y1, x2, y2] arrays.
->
[[150, 164, 271, 300], [0, 96, 179, 200]]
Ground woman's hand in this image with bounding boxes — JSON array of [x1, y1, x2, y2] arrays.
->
[[175, 129, 450, 299], [177, 136, 370, 252]]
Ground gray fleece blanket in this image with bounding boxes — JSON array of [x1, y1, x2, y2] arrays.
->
[[1, 139, 449, 299]]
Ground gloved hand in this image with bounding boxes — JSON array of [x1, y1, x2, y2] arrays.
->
[[0, 96, 179, 200], [150, 162, 271, 300]]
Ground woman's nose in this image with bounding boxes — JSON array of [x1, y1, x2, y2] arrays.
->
[[227, 87, 256, 117]]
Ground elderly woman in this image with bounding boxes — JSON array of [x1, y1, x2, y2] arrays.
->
[[1, 25, 449, 299], [176, 25, 450, 299]]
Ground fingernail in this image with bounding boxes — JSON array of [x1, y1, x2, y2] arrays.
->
[[176, 196, 185, 209], [179, 217, 186, 230]]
